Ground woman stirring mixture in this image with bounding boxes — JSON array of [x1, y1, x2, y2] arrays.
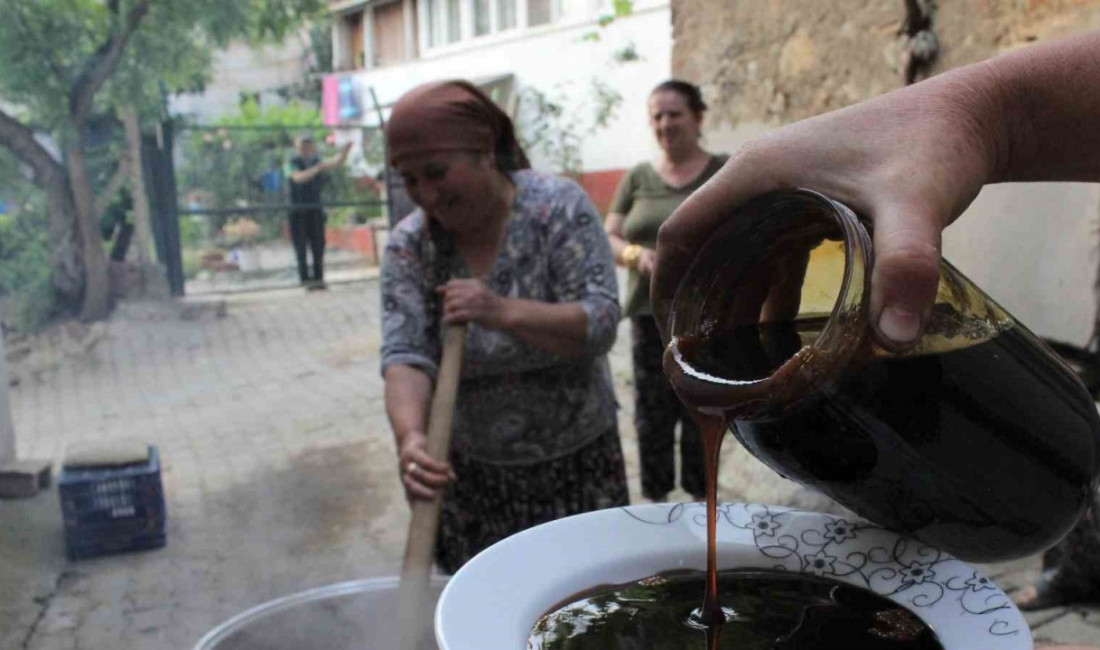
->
[[380, 81, 629, 573]]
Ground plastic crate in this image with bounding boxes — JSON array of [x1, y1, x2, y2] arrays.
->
[[64, 525, 166, 563], [65, 530, 166, 561], [59, 446, 166, 561]]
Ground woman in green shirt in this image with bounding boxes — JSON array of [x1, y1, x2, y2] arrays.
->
[[604, 80, 727, 502]]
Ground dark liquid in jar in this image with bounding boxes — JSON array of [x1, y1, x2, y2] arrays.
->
[[677, 317, 1100, 563], [527, 569, 944, 649]]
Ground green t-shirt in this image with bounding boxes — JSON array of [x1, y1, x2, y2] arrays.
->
[[609, 154, 728, 316]]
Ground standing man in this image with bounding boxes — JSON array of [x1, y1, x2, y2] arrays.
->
[[288, 133, 350, 290]]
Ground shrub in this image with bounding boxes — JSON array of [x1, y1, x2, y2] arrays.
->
[[0, 197, 55, 333]]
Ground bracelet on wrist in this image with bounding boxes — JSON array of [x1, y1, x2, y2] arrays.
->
[[620, 244, 643, 269]]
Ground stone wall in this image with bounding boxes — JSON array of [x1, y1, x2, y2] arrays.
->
[[672, 0, 1100, 346], [674, 0, 1100, 129]]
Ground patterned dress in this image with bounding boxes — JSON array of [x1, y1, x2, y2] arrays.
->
[[380, 170, 629, 573]]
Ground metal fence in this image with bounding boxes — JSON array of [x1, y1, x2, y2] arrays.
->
[[172, 123, 387, 294]]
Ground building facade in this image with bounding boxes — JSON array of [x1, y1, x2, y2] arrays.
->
[[170, 38, 315, 122], [324, 0, 673, 211]]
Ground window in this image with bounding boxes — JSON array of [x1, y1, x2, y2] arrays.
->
[[526, 0, 563, 26], [428, 0, 461, 47], [373, 2, 407, 66], [474, 0, 492, 36], [421, 0, 566, 50], [498, 0, 517, 30], [427, 0, 440, 45], [447, 0, 461, 41], [527, 0, 552, 26], [345, 10, 365, 69]]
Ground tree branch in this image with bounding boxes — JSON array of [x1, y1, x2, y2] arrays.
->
[[69, 0, 151, 125], [93, 156, 131, 218], [0, 106, 64, 188]]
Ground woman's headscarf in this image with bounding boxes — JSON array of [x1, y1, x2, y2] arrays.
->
[[384, 80, 530, 171]]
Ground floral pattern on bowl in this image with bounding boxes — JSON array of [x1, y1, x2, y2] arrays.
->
[[436, 503, 1032, 650], [625, 502, 1028, 641]]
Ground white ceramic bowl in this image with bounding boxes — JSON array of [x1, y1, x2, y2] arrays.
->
[[436, 503, 1031, 649]]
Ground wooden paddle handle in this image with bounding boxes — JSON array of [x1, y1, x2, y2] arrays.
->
[[398, 323, 467, 650]]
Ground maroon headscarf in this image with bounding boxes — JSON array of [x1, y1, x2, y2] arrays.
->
[[384, 80, 530, 171]]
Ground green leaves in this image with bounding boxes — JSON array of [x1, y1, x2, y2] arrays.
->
[[0, 0, 327, 129], [0, 0, 326, 323], [515, 79, 622, 175], [612, 0, 634, 17], [581, 0, 634, 46], [0, 149, 53, 331], [0, 0, 100, 128]]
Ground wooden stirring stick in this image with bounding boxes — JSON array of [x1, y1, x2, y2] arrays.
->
[[398, 323, 467, 650]]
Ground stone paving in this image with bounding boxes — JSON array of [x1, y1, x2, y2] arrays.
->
[[1, 276, 1099, 649]]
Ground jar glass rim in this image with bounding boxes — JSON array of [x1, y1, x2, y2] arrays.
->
[[664, 188, 873, 415]]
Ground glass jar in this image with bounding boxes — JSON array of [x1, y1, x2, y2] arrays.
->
[[664, 188, 1100, 562]]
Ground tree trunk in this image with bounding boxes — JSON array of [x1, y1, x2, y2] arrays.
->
[[0, 109, 84, 312], [42, 167, 85, 312], [66, 144, 112, 321], [121, 105, 152, 266]]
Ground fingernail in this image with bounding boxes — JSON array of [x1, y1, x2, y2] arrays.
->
[[877, 305, 921, 345]]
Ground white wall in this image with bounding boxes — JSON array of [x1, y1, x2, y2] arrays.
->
[[943, 183, 1099, 346], [707, 123, 1099, 346], [343, 2, 671, 173], [171, 38, 312, 122]]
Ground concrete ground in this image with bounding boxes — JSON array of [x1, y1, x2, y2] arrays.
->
[[184, 241, 376, 296], [1, 275, 1099, 649]]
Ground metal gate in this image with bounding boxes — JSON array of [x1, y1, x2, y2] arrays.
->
[[154, 122, 387, 295]]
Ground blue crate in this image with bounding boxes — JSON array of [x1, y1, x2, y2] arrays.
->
[[59, 445, 167, 560], [65, 531, 166, 561]]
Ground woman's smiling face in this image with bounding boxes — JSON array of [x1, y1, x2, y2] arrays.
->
[[397, 151, 500, 232], [648, 89, 702, 153]]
